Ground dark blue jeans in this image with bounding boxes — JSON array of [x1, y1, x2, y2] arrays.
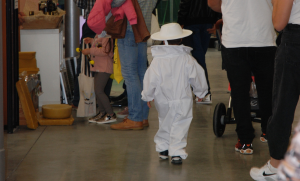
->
[[222, 45, 276, 144], [184, 24, 213, 94], [268, 24, 300, 160]]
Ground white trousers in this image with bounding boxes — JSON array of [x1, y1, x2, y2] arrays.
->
[[154, 100, 193, 159]]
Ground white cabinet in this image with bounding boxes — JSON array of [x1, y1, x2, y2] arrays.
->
[[20, 26, 63, 106]]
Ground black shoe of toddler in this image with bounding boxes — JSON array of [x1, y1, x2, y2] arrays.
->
[[171, 156, 182, 165], [159, 150, 169, 160]]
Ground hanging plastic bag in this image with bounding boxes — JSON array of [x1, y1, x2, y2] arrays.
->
[[249, 76, 258, 98], [147, 14, 161, 47]]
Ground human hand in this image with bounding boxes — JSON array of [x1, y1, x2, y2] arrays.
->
[[84, 38, 93, 44], [207, 25, 216, 35], [197, 97, 203, 102], [208, 19, 223, 35], [147, 100, 154, 108], [18, 12, 26, 26], [215, 19, 223, 29], [82, 49, 90, 55]]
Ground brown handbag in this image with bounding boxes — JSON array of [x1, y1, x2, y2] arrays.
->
[[131, 0, 150, 43], [104, 16, 127, 39]]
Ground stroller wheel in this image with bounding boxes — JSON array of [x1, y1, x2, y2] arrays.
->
[[213, 103, 226, 137]]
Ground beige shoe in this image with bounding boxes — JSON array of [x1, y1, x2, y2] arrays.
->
[[110, 118, 143, 130], [96, 113, 117, 124]]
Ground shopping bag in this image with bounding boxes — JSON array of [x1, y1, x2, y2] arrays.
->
[[147, 14, 161, 47], [77, 43, 96, 117], [110, 39, 123, 84]]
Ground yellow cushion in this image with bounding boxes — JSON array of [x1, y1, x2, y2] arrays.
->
[[42, 104, 72, 119]]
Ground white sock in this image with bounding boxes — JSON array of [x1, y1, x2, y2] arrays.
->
[[268, 160, 278, 173]]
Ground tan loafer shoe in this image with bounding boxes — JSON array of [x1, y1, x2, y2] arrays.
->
[[110, 118, 144, 130]]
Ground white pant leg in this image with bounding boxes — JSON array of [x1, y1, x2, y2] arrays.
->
[[169, 112, 193, 159], [154, 104, 173, 152]]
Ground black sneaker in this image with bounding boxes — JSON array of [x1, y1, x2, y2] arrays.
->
[[159, 150, 168, 160], [240, 144, 253, 155], [171, 156, 182, 164]]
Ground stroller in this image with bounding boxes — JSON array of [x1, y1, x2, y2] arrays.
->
[[212, 25, 261, 137], [213, 80, 261, 137]]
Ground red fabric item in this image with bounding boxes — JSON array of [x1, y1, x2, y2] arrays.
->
[[111, 0, 137, 24], [87, 0, 137, 34], [87, 0, 112, 34]]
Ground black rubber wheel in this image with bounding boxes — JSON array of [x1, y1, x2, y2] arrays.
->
[[213, 103, 226, 137]]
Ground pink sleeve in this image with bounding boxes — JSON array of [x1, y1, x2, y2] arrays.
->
[[87, 0, 113, 34], [111, 0, 137, 25], [90, 38, 95, 45], [121, 0, 137, 25], [90, 47, 106, 57]]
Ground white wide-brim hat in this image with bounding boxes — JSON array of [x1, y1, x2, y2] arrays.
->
[[151, 23, 192, 41]]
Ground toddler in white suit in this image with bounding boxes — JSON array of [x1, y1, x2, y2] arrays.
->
[[141, 23, 208, 164]]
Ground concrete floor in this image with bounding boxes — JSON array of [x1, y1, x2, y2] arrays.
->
[[4, 49, 300, 181]]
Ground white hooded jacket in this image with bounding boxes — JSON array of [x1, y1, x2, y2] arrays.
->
[[142, 45, 208, 105]]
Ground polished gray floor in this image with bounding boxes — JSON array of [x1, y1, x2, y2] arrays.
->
[[4, 49, 300, 181]]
